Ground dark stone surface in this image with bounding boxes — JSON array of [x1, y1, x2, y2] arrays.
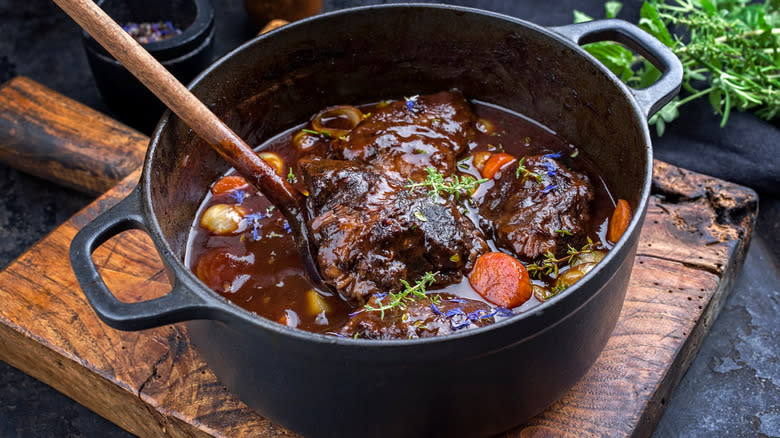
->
[[0, 0, 777, 436]]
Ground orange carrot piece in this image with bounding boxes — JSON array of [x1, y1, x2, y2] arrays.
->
[[211, 175, 249, 195], [480, 153, 516, 179], [468, 252, 531, 308], [607, 199, 632, 243]]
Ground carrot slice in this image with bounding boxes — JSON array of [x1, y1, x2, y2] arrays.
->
[[607, 199, 632, 243], [212, 175, 249, 195], [469, 252, 531, 308], [480, 153, 516, 179]]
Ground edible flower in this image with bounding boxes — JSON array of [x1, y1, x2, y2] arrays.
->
[[229, 189, 246, 204], [244, 212, 266, 240], [404, 95, 419, 111]]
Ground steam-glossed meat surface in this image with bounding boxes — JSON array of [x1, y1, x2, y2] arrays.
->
[[301, 158, 488, 304], [339, 294, 497, 339], [331, 90, 477, 180], [479, 155, 594, 261]]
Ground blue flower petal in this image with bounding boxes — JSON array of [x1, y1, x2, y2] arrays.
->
[[444, 307, 465, 318]]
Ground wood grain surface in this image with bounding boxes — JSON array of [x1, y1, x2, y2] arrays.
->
[[0, 76, 147, 195], [0, 78, 758, 437]]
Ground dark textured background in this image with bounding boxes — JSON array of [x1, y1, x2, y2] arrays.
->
[[0, 0, 778, 437]]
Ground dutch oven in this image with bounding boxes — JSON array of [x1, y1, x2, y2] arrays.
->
[[70, 4, 682, 437]]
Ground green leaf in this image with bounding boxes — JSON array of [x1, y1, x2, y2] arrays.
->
[[637, 60, 662, 88], [699, 0, 717, 15], [639, 1, 674, 47], [687, 70, 707, 81], [583, 42, 636, 82], [709, 89, 723, 113], [650, 114, 666, 136], [573, 10, 594, 23], [605, 1, 623, 18], [658, 99, 679, 122]]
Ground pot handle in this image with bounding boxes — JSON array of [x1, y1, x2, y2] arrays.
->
[[550, 19, 683, 118], [70, 186, 216, 331]]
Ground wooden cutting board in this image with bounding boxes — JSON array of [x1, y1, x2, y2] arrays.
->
[[0, 76, 758, 437]]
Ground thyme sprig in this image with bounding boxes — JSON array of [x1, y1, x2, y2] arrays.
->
[[515, 157, 544, 185], [301, 128, 332, 138], [286, 167, 298, 184], [526, 237, 596, 279], [575, 0, 780, 134], [364, 272, 439, 319], [405, 166, 487, 200]]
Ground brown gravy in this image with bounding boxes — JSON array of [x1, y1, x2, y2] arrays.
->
[[185, 98, 616, 335]]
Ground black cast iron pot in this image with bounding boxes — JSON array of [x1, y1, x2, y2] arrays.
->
[[70, 5, 682, 437]]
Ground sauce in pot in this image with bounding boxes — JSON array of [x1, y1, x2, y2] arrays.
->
[[185, 91, 625, 339]]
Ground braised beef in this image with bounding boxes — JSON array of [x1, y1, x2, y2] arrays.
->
[[338, 294, 500, 340], [479, 154, 594, 261], [331, 90, 476, 180], [300, 158, 489, 304]]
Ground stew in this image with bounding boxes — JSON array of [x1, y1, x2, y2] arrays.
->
[[185, 91, 629, 339]]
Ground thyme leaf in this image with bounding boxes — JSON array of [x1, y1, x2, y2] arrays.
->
[[515, 157, 544, 185], [286, 167, 298, 184], [363, 271, 438, 318], [526, 237, 596, 279], [405, 166, 487, 200]]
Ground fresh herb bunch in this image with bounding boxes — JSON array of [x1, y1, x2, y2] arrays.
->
[[405, 166, 487, 200], [363, 272, 440, 319], [575, 0, 780, 134]]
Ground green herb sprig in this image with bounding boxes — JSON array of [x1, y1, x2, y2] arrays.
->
[[575, 0, 780, 134], [515, 157, 544, 185], [301, 128, 333, 138], [405, 167, 487, 200], [364, 272, 440, 319], [526, 237, 596, 279]]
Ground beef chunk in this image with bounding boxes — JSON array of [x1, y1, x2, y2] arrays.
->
[[300, 158, 488, 304], [338, 294, 501, 340], [331, 90, 477, 180], [479, 154, 594, 261]]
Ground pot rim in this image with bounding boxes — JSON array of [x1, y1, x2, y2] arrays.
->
[[143, 3, 655, 348]]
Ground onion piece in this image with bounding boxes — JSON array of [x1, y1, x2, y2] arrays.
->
[[311, 105, 364, 138], [258, 152, 284, 176], [292, 130, 319, 151]]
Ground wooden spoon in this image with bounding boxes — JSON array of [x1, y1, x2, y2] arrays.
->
[[52, 0, 329, 291]]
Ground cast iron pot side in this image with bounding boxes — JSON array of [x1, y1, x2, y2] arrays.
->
[[70, 5, 681, 437]]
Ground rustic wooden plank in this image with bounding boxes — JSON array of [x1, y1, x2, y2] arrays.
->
[[0, 76, 148, 195], [0, 158, 756, 437]]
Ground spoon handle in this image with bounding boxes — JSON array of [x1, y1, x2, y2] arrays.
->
[[54, 0, 328, 289], [52, 0, 302, 213]]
